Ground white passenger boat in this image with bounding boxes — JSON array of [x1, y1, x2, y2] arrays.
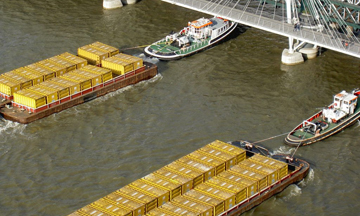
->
[[144, 17, 237, 60]]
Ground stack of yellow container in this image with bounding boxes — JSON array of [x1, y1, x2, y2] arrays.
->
[[12, 65, 112, 109], [78, 42, 119, 65], [69, 140, 248, 216], [101, 53, 143, 75], [26, 63, 56, 81], [147, 152, 288, 216], [0, 53, 86, 99], [68, 140, 289, 216]]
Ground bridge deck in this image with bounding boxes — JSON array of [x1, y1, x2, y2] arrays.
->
[[162, 0, 360, 58]]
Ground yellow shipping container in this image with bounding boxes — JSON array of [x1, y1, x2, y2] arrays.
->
[[27, 85, 58, 104], [61, 73, 92, 91], [239, 160, 279, 185], [159, 202, 200, 216], [129, 179, 170, 207], [166, 161, 204, 188], [78, 45, 108, 65], [217, 171, 258, 198], [77, 206, 114, 216], [142, 173, 182, 200], [90, 41, 119, 57], [42, 81, 69, 100], [26, 63, 56, 81], [48, 56, 76, 72], [37, 60, 67, 77], [208, 140, 246, 164], [101, 56, 133, 75], [75, 70, 103, 86], [116, 186, 157, 212], [205, 178, 247, 204], [195, 183, 236, 211], [113, 53, 143, 70], [90, 199, 134, 216], [0, 75, 21, 96], [58, 52, 88, 69], [199, 146, 237, 169], [105, 192, 145, 216], [13, 89, 46, 108], [2, 71, 32, 89], [172, 195, 214, 216], [155, 167, 193, 194], [184, 190, 224, 216], [188, 151, 226, 175], [249, 154, 288, 179], [50, 78, 80, 95], [14, 67, 43, 86], [81, 65, 113, 83], [229, 165, 268, 190], [177, 156, 215, 181]]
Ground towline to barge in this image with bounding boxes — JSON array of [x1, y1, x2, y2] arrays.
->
[[68, 140, 310, 216]]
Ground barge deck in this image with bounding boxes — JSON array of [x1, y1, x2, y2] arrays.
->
[[0, 62, 157, 124], [67, 140, 310, 216]]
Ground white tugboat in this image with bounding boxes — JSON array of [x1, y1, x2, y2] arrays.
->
[[144, 17, 237, 60], [285, 89, 360, 146]]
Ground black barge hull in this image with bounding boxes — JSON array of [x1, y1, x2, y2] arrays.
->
[[0, 62, 157, 124]]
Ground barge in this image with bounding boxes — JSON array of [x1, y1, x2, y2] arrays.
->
[[68, 140, 310, 216], [0, 42, 158, 124], [285, 88, 360, 147]]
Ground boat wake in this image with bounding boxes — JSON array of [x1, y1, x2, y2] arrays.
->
[[298, 168, 315, 187], [0, 119, 28, 154], [271, 145, 294, 155], [280, 184, 302, 201], [136, 53, 160, 64], [93, 73, 162, 104], [0, 119, 26, 136]]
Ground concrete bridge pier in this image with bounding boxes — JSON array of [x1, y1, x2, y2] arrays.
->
[[281, 37, 304, 65], [103, 0, 138, 9], [103, 0, 123, 9]]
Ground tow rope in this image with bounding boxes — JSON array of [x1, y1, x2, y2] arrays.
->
[[253, 132, 290, 144]]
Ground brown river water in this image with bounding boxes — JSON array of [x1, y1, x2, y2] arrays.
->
[[0, 0, 359, 215]]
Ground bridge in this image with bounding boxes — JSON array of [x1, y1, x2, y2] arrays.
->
[[161, 0, 360, 62]]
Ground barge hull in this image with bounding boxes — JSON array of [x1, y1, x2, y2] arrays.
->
[[0, 62, 157, 124], [225, 158, 309, 215]]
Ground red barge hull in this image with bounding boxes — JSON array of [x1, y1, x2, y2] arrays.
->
[[225, 157, 309, 215], [0, 62, 157, 124], [223, 142, 310, 216]]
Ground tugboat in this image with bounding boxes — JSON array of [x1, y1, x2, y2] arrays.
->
[[285, 89, 360, 147], [144, 17, 237, 60]]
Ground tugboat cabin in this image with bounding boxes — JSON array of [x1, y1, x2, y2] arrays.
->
[[323, 90, 358, 124]]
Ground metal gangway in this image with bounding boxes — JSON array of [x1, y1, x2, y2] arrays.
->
[[162, 0, 360, 59]]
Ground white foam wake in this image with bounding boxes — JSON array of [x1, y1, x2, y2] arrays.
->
[[136, 53, 160, 64], [282, 184, 302, 201], [271, 145, 294, 155]]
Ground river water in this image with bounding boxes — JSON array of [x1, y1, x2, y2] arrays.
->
[[0, 0, 359, 215]]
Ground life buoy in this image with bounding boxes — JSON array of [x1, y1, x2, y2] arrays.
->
[[334, 103, 337, 106], [332, 119, 337, 123]]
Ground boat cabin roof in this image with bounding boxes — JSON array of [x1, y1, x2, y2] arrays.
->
[[334, 91, 357, 102], [189, 18, 213, 29]]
